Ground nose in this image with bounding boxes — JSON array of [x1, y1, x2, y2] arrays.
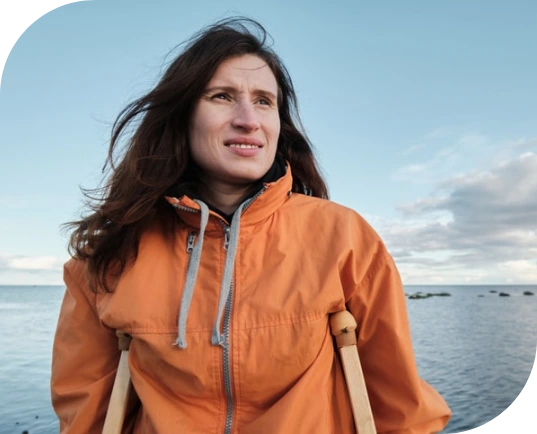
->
[[231, 101, 261, 131]]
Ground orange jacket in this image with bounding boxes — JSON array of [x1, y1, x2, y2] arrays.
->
[[51, 166, 451, 433]]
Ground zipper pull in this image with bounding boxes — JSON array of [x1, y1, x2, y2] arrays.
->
[[223, 226, 230, 250], [186, 231, 196, 253]]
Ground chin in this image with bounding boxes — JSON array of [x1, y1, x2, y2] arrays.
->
[[224, 167, 268, 185]]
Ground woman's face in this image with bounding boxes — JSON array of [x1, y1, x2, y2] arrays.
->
[[189, 54, 281, 191]]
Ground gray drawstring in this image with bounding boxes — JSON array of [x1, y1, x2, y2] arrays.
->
[[175, 200, 209, 349], [175, 198, 251, 349], [211, 200, 248, 346]]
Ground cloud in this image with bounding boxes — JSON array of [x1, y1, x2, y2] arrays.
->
[[422, 153, 537, 231], [392, 144, 465, 183], [382, 152, 537, 284], [457, 133, 488, 148], [0, 254, 64, 272], [0, 254, 66, 285], [401, 145, 425, 156], [399, 128, 454, 156], [501, 260, 537, 282], [391, 132, 513, 184], [394, 163, 428, 176], [423, 127, 451, 140], [508, 137, 537, 151]]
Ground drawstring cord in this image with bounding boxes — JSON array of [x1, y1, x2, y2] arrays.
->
[[175, 199, 249, 349], [175, 200, 209, 349], [211, 201, 247, 346]]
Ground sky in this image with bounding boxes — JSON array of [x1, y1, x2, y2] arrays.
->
[[1, 0, 536, 288]]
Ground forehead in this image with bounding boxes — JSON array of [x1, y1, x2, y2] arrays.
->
[[208, 54, 278, 91]]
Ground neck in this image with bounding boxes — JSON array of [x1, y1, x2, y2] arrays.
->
[[198, 179, 253, 215]]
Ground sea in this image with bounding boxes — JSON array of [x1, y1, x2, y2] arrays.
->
[[0, 284, 536, 434]]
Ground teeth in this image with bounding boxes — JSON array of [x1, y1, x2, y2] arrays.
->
[[228, 144, 259, 149]]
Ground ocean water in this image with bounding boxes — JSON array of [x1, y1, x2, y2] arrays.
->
[[0, 284, 536, 434]]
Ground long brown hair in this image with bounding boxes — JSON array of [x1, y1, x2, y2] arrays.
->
[[67, 17, 328, 292]]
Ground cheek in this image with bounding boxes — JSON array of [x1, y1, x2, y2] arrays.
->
[[189, 116, 215, 154], [269, 117, 281, 143], [188, 126, 209, 168], [189, 105, 217, 144]]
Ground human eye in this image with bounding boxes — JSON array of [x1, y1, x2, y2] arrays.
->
[[256, 96, 274, 107], [211, 92, 231, 101]]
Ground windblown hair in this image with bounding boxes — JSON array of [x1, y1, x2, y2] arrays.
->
[[67, 17, 328, 292]]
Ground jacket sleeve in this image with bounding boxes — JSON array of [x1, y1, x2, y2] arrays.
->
[[51, 259, 121, 433], [344, 236, 451, 433]]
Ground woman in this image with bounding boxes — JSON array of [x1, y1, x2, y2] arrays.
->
[[51, 18, 451, 433]]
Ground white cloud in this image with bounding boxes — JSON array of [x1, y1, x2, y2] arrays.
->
[[0, 254, 64, 271], [458, 133, 489, 148], [401, 145, 424, 156], [383, 150, 537, 284], [507, 137, 537, 151], [7, 255, 63, 270], [392, 133, 534, 186], [392, 144, 464, 183], [394, 163, 428, 177], [423, 127, 451, 140], [0, 254, 65, 285], [500, 260, 537, 282]]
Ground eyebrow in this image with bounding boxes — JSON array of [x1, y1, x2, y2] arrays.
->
[[204, 85, 278, 102]]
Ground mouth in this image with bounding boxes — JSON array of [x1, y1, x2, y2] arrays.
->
[[226, 143, 263, 149], [224, 138, 264, 149]]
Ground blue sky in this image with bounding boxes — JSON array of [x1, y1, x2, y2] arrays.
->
[[1, 0, 536, 287]]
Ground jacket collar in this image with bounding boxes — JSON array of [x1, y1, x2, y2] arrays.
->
[[165, 164, 293, 234]]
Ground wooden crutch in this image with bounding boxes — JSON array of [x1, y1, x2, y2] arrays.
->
[[330, 310, 377, 434], [102, 331, 132, 434]]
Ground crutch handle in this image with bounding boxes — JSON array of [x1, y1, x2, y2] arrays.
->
[[330, 310, 358, 347]]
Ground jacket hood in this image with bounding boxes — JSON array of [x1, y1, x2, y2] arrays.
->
[[164, 162, 293, 233]]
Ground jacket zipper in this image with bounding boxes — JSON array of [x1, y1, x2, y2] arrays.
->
[[222, 278, 234, 434], [175, 190, 268, 434], [218, 220, 234, 434], [210, 190, 269, 433]]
